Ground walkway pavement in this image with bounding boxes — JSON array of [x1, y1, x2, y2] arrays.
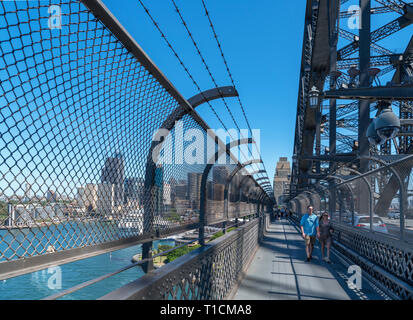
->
[[234, 219, 389, 300]]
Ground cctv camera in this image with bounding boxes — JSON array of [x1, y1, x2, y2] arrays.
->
[[375, 105, 400, 141]]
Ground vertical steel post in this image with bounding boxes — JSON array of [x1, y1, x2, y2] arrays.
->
[[316, 104, 321, 174], [328, 0, 339, 220], [359, 0, 371, 173]]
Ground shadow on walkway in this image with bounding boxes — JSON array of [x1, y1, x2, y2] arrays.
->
[[233, 220, 388, 300]]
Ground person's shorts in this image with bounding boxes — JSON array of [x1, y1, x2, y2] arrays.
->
[[319, 236, 332, 246], [305, 235, 316, 246]]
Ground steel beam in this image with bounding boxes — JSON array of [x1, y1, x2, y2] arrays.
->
[[187, 86, 238, 108], [199, 138, 254, 246], [325, 85, 413, 101], [223, 159, 263, 221]]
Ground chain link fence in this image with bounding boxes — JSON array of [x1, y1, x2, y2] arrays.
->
[[0, 0, 271, 280]]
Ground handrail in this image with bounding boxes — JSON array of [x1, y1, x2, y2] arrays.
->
[[43, 238, 200, 300]]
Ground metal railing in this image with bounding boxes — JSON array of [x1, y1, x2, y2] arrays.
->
[[289, 155, 413, 299], [99, 214, 268, 300], [0, 0, 273, 282]]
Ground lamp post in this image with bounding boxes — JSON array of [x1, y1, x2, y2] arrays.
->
[[309, 86, 322, 174], [309, 86, 320, 109]]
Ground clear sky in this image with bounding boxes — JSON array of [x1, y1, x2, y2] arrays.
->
[[1, 0, 408, 198], [100, 0, 308, 184], [99, 0, 413, 184]]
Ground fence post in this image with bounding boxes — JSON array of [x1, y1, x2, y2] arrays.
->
[[199, 138, 254, 245]]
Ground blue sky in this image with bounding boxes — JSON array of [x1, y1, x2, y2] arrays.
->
[[98, 0, 413, 183], [1, 0, 411, 197], [100, 0, 307, 183]]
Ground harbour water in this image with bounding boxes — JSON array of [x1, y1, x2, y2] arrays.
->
[[0, 224, 175, 300]]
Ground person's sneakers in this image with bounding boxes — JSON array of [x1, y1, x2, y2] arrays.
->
[[305, 257, 311, 262], [326, 258, 331, 264]]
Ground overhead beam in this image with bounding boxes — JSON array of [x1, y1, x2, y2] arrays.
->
[[187, 86, 239, 108], [324, 85, 413, 101]]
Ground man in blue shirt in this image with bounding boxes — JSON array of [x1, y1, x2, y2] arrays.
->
[[300, 205, 320, 262]]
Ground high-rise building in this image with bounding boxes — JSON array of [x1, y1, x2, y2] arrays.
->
[[273, 157, 291, 205], [213, 166, 229, 185], [174, 184, 187, 200], [168, 177, 177, 205], [46, 190, 57, 202], [154, 165, 164, 214], [77, 186, 85, 207], [101, 153, 125, 207], [97, 183, 114, 216], [24, 182, 31, 202], [124, 177, 144, 205], [163, 183, 172, 207], [84, 184, 98, 212], [213, 184, 225, 201], [188, 172, 202, 209], [77, 184, 98, 211]]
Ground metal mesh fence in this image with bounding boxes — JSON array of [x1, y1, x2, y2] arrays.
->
[[289, 154, 413, 256], [0, 0, 269, 279], [288, 156, 413, 295]]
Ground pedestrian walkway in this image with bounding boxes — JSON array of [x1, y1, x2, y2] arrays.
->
[[233, 219, 389, 300]]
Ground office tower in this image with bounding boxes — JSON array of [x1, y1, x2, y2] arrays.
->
[[188, 172, 202, 209], [163, 183, 172, 207], [124, 178, 144, 205], [213, 184, 225, 201], [213, 166, 229, 185], [101, 153, 125, 207], [77, 186, 85, 208], [174, 184, 187, 200], [97, 183, 114, 216], [24, 182, 31, 202], [154, 165, 164, 214], [83, 184, 98, 212], [46, 190, 57, 202]]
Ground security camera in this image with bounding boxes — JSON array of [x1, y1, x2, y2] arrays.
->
[[366, 118, 384, 146], [375, 102, 400, 141]]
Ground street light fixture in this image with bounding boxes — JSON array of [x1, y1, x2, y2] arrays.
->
[[309, 86, 320, 109]]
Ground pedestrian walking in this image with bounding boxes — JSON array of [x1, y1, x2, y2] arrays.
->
[[300, 205, 320, 262], [319, 212, 334, 263]]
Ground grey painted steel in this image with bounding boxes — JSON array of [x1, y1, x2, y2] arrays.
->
[[0, 222, 198, 281], [325, 85, 413, 101], [289, 214, 413, 299], [326, 175, 355, 225], [100, 217, 265, 300], [224, 160, 264, 221], [0, 0, 271, 280], [335, 154, 413, 186], [360, 155, 406, 240], [142, 86, 240, 272], [187, 86, 239, 108], [331, 222, 413, 299], [234, 221, 357, 300], [359, 0, 372, 175], [199, 139, 255, 245]]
